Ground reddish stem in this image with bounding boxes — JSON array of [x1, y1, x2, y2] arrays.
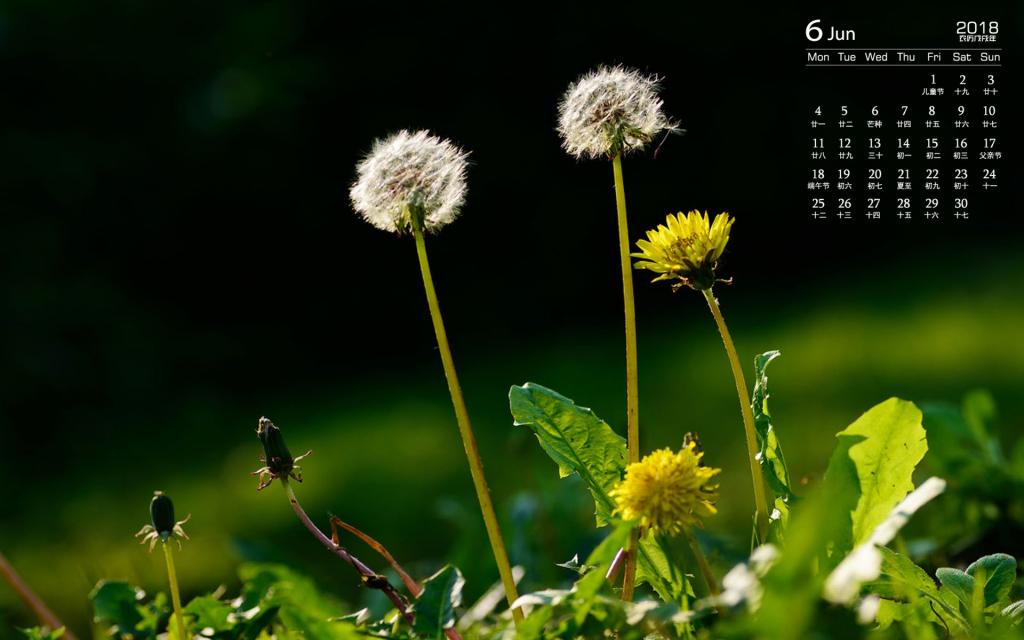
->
[[282, 482, 463, 640], [0, 551, 77, 640]]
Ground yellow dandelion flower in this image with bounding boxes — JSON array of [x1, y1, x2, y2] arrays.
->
[[611, 444, 720, 535], [632, 210, 734, 291]]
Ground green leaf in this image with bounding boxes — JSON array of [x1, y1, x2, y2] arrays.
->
[[240, 564, 360, 640], [572, 522, 634, 626], [185, 595, 235, 633], [936, 554, 1017, 612], [635, 533, 692, 607], [967, 553, 1017, 607], [1002, 600, 1024, 621], [751, 350, 795, 537], [574, 522, 633, 603], [413, 565, 465, 639], [963, 390, 1002, 462], [556, 554, 593, 576], [89, 581, 144, 633], [823, 398, 928, 556], [17, 628, 64, 640], [875, 547, 966, 630], [510, 383, 626, 526], [134, 592, 168, 635], [509, 383, 692, 607], [921, 391, 1003, 479], [936, 568, 975, 610]]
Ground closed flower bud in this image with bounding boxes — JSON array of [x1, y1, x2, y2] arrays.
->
[[253, 417, 311, 490], [136, 491, 190, 551], [150, 491, 176, 538], [258, 417, 293, 475]]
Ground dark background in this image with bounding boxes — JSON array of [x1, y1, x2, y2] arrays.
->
[[1, 1, 1021, 636]]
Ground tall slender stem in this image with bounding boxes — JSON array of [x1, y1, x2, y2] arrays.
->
[[412, 225, 523, 625], [611, 154, 640, 465], [611, 153, 641, 601], [0, 551, 77, 639], [701, 289, 770, 540], [162, 544, 187, 640], [683, 529, 719, 596]]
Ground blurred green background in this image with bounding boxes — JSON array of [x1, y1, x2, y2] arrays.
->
[[0, 1, 1021, 637]]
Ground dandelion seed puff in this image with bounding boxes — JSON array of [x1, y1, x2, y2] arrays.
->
[[557, 65, 677, 160], [350, 130, 469, 234]]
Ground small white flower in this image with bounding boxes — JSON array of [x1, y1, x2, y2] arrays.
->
[[557, 65, 677, 159], [349, 130, 469, 234], [857, 595, 881, 625], [824, 477, 947, 605], [704, 544, 778, 612], [719, 563, 762, 609]]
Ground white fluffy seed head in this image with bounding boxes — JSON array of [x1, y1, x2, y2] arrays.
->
[[558, 65, 677, 160], [349, 130, 469, 234]]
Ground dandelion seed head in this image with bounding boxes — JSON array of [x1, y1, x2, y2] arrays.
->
[[610, 444, 720, 535], [557, 65, 676, 159], [350, 130, 468, 234]]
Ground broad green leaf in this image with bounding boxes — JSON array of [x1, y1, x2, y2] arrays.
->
[[510, 383, 693, 608], [967, 553, 1017, 607], [184, 595, 234, 633], [824, 398, 927, 555], [751, 350, 795, 537], [635, 533, 692, 608], [875, 547, 966, 630], [936, 554, 1017, 613], [413, 565, 465, 639], [936, 568, 975, 610], [89, 581, 144, 633], [510, 383, 626, 525]]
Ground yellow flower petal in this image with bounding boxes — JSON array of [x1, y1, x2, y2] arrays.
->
[[610, 444, 721, 535]]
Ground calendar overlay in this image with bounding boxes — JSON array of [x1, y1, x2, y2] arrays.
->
[[805, 46, 1002, 222]]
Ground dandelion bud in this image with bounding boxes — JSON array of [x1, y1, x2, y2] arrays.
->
[[632, 211, 734, 291], [557, 65, 677, 160], [349, 129, 469, 234], [610, 444, 720, 536], [253, 417, 311, 490], [150, 491, 176, 538], [136, 491, 190, 550], [257, 417, 294, 475]]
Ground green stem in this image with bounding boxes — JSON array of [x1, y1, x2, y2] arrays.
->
[[162, 543, 186, 640], [683, 529, 718, 596], [611, 153, 641, 602], [412, 224, 523, 625], [701, 289, 770, 541], [611, 154, 640, 464]]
